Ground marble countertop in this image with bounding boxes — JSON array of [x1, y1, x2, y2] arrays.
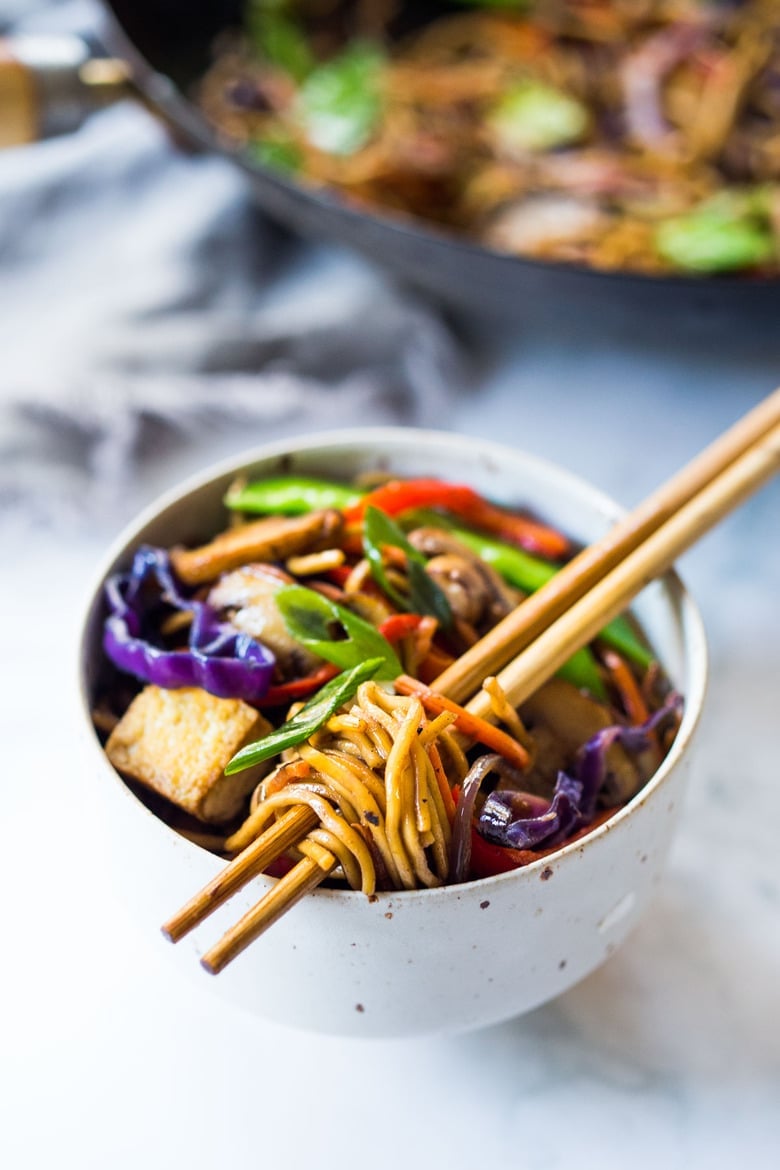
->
[[2, 259, 779, 1170]]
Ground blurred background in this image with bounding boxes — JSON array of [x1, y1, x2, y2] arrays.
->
[[1, 3, 779, 1168]]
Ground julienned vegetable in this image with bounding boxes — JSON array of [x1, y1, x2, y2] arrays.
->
[[103, 545, 275, 701], [346, 478, 571, 559], [98, 468, 681, 892], [479, 696, 680, 851], [229, 470, 650, 687], [228, 473, 651, 675]]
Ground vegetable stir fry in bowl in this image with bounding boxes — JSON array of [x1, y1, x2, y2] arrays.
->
[[199, 0, 780, 276], [79, 430, 707, 1036]]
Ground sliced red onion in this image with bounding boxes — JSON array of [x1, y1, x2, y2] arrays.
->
[[449, 754, 527, 884], [622, 23, 710, 148]]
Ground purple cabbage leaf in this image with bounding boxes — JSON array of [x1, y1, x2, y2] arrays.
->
[[477, 694, 683, 855], [102, 545, 275, 702]]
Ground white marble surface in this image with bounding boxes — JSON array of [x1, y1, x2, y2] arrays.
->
[[2, 252, 779, 1169]]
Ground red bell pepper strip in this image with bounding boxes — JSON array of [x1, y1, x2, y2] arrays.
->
[[344, 478, 570, 559], [257, 662, 340, 707], [378, 613, 456, 683], [325, 564, 353, 587], [377, 613, 426, 642], [468, 827, 537, 878]]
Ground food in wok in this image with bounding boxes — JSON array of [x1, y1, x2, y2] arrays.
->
[[197, 0, 780, 276], [93, 472, 681, 892]]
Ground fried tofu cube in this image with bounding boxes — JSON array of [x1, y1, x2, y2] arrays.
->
[[106, 685, 272, 824]]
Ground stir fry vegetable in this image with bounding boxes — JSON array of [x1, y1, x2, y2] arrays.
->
[[97, 469, 681, 890], [362, 506, 454, 628], [275, 583, 403, 677], [199, 0, 780, 276], [103, 545, 275, 701], [225, 657, 386, 772], [489, 80, 590, 154], [297, 42, 386, 156]]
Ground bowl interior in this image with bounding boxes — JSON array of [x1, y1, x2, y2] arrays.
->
[[80, 426, 707, 873]]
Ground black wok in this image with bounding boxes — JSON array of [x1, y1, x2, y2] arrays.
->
[[73, 1, 780, 320]]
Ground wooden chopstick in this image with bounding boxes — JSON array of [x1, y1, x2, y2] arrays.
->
[[161, 804, 317, 943], [466, 418, 780, 717], [432, 387, 780, 704], [200, 849, 337, 975], [165, 395, 780, 974]]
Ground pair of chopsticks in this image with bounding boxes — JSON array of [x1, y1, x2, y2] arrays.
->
[[162, 388, 780, 974]]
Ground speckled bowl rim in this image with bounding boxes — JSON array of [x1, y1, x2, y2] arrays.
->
[[77, 426, 708, 903]]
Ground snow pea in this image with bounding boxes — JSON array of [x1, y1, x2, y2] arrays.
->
[[362, 506, 453, 629], [489, 80, 589, 154], [246, 0, 314, 82], [298, 42, 385, 155], [276, 584, 403, 679], [655, 199, 775, 273], [225, 475, 364, 515], [225, 657, 386, 774]]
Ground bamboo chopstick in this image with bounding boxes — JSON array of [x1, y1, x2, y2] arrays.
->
[[431, 386, 780, 704], [466, 418, 780, 717], [164, 394, 780, 974], [200, 849, 337, 975], [161, 804, 317, 943]]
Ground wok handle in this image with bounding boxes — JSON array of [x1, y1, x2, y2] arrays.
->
[[0, 35, 131, 148]]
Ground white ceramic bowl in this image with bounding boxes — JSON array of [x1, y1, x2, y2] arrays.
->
[[78, 428, 707, 1038]]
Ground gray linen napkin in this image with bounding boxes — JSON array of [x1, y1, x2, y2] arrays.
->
[[0, 3, 461, 525]]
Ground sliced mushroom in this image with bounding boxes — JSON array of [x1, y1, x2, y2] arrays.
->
[[208, 565, 322, 678], [424, 554, 487, 625], [408, 527, 520, 627], [519, 677, 641, 804]]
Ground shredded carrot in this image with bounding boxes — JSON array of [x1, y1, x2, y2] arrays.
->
[[263, 759, 313, 796], [395, 675, 530, 771], [602, 649, 650, 726], [426, 740, 458, 823]]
